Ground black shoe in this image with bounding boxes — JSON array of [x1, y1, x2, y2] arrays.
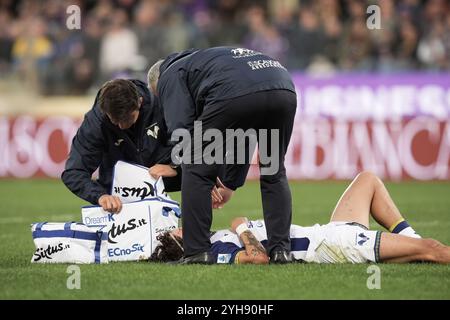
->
[[270, 250, 293, 264], [177, 252, 215, 265]]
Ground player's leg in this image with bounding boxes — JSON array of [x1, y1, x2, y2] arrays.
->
[[330, 172, 420, 237], [366, 173, 420, 237], [330, 171, 377, 227], [379, 232, 450, 264]]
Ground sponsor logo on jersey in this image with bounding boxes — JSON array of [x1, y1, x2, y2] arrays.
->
[[217, 253, 232, 264]]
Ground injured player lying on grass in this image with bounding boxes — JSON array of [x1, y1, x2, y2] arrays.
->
[[149, 171, 450, 264]]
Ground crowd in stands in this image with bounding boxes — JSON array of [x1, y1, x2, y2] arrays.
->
[[0, 0, 448, 95]]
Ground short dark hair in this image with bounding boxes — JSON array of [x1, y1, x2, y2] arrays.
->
[[98, 79, 140, 123], [149, 232, 184, 263]]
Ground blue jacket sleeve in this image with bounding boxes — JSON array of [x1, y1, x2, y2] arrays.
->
[[221, 163, 251, 191], [61, 111, 108, 204]]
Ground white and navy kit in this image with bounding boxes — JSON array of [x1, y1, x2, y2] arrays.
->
[[210, 220, 382, 264]]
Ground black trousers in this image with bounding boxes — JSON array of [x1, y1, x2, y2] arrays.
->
[[181, 89, 297, 256]]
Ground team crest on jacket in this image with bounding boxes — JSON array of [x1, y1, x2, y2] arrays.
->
[[146, 123, 159, 139], [231, 48, 261, 58], [114, 139, 124, 146]]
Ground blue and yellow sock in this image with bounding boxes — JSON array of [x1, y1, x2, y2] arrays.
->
[[389, 219, 421, 238]]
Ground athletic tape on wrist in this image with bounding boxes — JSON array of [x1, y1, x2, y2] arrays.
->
[[236, 223, 249, 236]]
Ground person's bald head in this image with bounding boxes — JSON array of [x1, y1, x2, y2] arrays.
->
[[147, 59, 164, 96]]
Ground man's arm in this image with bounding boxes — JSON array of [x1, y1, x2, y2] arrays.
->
[[231, 217, 269, 264], [222, 163, 251, 191], [61, 111, 109, 205], [212, 160, 251, 209]]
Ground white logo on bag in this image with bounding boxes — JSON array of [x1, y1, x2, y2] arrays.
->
[[155, 225, 176, 234], [84, 214, 115, 225], [113, 181, 155, 200], [33, 243, 70, 262], [108, 218, 147, 244], [108, 243, 145, 257]]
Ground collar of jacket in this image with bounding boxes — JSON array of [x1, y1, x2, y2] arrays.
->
[[159, 49, 199, 77]]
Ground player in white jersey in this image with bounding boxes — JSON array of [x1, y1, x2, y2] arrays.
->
[[150, 171, 450, 264]]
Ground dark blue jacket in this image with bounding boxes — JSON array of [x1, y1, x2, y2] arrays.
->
[[62, 79, 180, 205], [158, 46, 295, 135], [157, 47, 296, 189]]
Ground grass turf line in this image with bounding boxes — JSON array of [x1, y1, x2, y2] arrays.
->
[[0, 179, 449, 299]]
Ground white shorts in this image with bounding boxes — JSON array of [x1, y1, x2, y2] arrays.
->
[[305, 222, 382, 264]]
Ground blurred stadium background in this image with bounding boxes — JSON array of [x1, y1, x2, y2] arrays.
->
[[0, 0, 450, 300], [0, 0, 449, 180]]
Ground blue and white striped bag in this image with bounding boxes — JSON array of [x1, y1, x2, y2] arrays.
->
[[81, 198, 181, 262], [31, 222, 108, 264]]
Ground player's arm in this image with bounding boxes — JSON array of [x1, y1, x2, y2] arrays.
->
[[231, 217, 269, 264]]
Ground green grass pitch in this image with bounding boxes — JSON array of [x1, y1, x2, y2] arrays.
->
[[0, 179, 449, 299]]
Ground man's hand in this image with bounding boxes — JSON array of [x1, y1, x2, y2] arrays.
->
[[212, 178, 234, 209], [211, 185, 223, 205], [98, 194, 122, 214], [149, 164, 177, 179]]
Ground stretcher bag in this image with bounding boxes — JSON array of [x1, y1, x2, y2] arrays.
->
[[111, 160, 171, 203], [81, 198, 181, 262], [31, 222, 108, 264]]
